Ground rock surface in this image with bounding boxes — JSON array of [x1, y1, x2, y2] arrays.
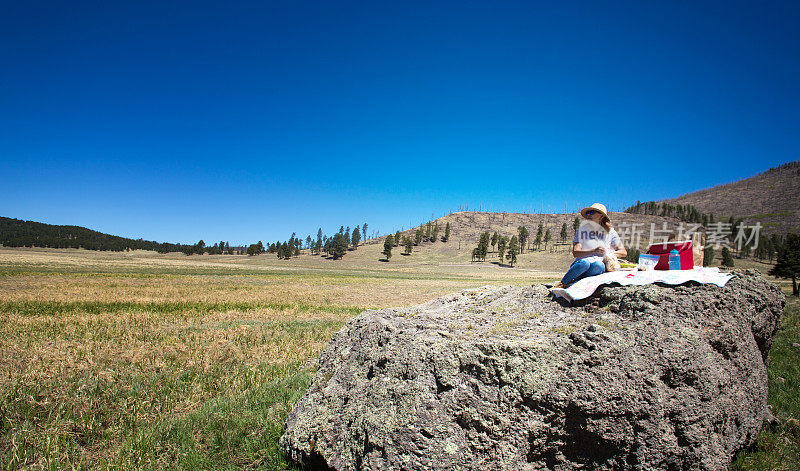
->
[[280, 270, 784, 471]]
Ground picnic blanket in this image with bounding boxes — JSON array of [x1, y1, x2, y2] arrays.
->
[[549, 266, 735, 303]]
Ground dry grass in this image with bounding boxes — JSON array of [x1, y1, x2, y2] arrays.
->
[[0, 272, 502, 309], [0, 296, 347, 469], [0, 248, 548, 470]]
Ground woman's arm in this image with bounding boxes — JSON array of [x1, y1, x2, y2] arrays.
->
[[572, 243, 606, 258], [611, 244, 627, 259]]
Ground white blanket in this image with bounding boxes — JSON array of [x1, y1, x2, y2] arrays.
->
[[549, 267, 735, 303]]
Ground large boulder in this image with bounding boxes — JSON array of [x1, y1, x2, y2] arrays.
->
[[280, 270, 784, 471]]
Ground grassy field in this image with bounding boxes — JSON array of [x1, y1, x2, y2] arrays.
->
[[0, 247, 796, 470]]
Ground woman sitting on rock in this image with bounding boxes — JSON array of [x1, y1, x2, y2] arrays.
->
[[555, 203, 627, 288]]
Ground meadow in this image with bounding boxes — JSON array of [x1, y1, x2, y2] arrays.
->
[[0, 247, 796, 470]]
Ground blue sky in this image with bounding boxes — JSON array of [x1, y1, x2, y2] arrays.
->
[[1, 1, 798, 245]]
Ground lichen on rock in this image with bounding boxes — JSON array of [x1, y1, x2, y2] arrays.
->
[[280, 270, 785, 471]]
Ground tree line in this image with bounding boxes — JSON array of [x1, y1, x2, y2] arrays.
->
[[621, 201, 791, 267], [381, 221, 451, 261], [250, 223, 370, 261], [624, 201, 715, 225], [472, 231, 521, 266], [0, 216, 218, 253], [180, 240, 239, 255], [472, 220, 579, 266]]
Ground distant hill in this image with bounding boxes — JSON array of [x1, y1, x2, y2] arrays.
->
[[664, 161, 800, 235], [373, 210, 687, 255], [0, 216, 190, 252]]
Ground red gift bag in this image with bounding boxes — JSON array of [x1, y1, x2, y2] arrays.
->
[[646, 240, 694, 270]]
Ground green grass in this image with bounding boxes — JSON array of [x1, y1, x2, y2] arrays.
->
[[732, 297, 800, 470], [0, 264, 530, 283], [1, 363, 311, 470], [115, 363, 311, 471], [0, 297, 344, 470], [748, 211, 794, 220]]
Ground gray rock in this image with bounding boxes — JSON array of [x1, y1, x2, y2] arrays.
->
[[280, 270, 784, 471]]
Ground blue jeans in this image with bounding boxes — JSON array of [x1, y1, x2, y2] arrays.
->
[[561, 258, 605, 285]]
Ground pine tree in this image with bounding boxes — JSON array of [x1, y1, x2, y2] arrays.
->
[[507, 235, 519, 267], [415, 228, 423, 246], [479, 231, 490, 260], [544, 228, 551, 250], [362, 223, 368, 242], [404, 236, 413, 255], [383, 235, 394, 261], [306, 235, 312, 252], [535, 222, 543, 250], [766, 238, 776, 262], [491, 232, 499, 252], [394, 230, 401, 247], [431, 223, 439, 242], [497, 236, 508, 263], [770, 233, 800, 296], [704, 246, 715, 266], [560, 223, 567, 242], [351, 227, 361, 249], [740, 243, 751, 258], [721, 247, 734, 267], [771, 234, 783, 254], [330, 233, 348, 259], [573, 216, 580, 234], [474, 232, 491, 261], [517, 226, 529, 253], [425, 222, 432, 242], [443, 222, 451, 242]]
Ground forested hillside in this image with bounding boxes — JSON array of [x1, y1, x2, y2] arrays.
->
[[0, 217, 190, 253], [662, 161, 799, 235]]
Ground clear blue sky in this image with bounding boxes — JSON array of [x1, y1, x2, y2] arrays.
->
[[2, 1, 798, 245]]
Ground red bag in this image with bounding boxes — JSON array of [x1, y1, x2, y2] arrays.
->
[[646, 240, 694, 270]]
